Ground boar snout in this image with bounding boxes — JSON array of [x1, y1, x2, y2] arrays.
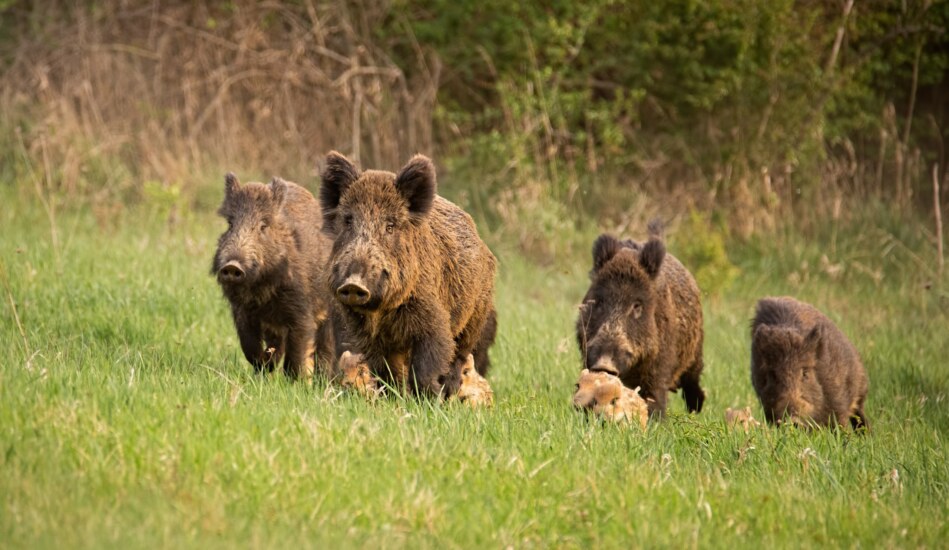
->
[[217, 260, 246, 283], [591, 356, 619, 375], [337, 276, 371, 307]]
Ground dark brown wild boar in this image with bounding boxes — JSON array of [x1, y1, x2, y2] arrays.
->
[[751, 296, 869, 429], [212, 173, 333, 379], [319, 152, 497, 397], [576, 224, 705, 417]]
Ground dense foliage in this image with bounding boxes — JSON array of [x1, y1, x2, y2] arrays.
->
[[0, 0, 946, 224]]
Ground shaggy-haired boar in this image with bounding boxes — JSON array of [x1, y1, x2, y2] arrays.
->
[[576, 227, 705, 416], [751, 296, 869, 429], [212, 173, 332, 379], [319, 152, 497, 397]]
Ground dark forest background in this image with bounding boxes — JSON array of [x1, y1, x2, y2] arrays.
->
[[1, 1, 946, 251]]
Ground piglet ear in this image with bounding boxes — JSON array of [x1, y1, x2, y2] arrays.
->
[[395, 154, 436, 220], [225, 172, 240, 195], [639, 237, 665, 279], [753, 324, 786, 359], [320, 151, 360, 213], [753, 324, 774, 342], [269, 177, 288, 209], [803, 325, 822, 352], [592, 234, 621, 272]]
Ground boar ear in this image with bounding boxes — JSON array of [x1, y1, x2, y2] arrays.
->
[[320, 151, 360, 212], [592, 234, 621, 272], [753, 324, 784, 351], [647, 218, 664, 239], [269, 177, 288, 209], [803, 325, 822, 352], [395, 154, 436, 220], [225, 172, 240, 195], [639, 238, 666, 278], [752, 324, 773, 341]]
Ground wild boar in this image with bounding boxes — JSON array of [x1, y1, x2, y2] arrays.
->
[[751, 296, 869, 429], [576, 226, 705, 416], [212, 173, 332, 379], [319, 152, 497, 397]]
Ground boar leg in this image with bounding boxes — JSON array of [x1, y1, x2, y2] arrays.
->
[[851, 397, 869, 431], [449, 307, 495, 390], [470, 307, 497, 376], [410, 327, 455, 398], [235, 313, 269, 373], [283, 321, 317, 380], [262, 328, 285, 373], [679, 361, 706, 413], [313, 319, 336, 378], [647, 389, 668, 418]]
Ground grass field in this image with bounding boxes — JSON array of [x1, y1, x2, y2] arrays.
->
[[1, 187, 947, 549]]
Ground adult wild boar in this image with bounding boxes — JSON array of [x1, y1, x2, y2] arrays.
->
[[319, 152, 497, 397], [212, 173, 332, 379], [576, 226, 705, 416], [751, 296, 869, 429]]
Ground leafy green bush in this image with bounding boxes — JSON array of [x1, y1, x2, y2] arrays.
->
[[672, 209, 739, 297]]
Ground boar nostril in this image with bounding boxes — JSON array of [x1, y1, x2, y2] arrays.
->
[[218, 261, 245, 281], [336, 277, 371, 307]]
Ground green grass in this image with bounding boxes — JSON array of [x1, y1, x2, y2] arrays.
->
[[1, 188, 947, 549]]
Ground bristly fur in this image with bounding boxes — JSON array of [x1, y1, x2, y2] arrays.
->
[[395, 154, 436, 221], [225, 172, 240, 194], [753, 297, 799, 329], [647, 218, 664, 239], [750, 296, 869, 430], [639, 238, 665, 279], [321, 152, 497, 398], [319, 151, 361, 231], [592, 234, 622, 273], [269, 177, 288, 207], [212, 173, 334, 379], [576, 226, 705, 418]]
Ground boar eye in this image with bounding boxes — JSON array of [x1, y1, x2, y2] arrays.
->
[[259, 221, 268, 232], [343, 214, 353, 228], [385, 221, 395, 234], [631, 301, 643, 319]]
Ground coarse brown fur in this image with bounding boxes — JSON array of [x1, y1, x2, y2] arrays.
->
[[751, 296, 869, 430], [576, 225, 705, 417], [212, 173, 333, 379], [319, 152, 497, 397]]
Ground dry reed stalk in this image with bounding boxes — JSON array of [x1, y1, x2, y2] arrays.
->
[[1, 1, 438, 192], [935, 164, 944, 277]]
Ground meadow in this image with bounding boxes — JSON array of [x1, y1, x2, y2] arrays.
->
[[0, 181, 946, 549]]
